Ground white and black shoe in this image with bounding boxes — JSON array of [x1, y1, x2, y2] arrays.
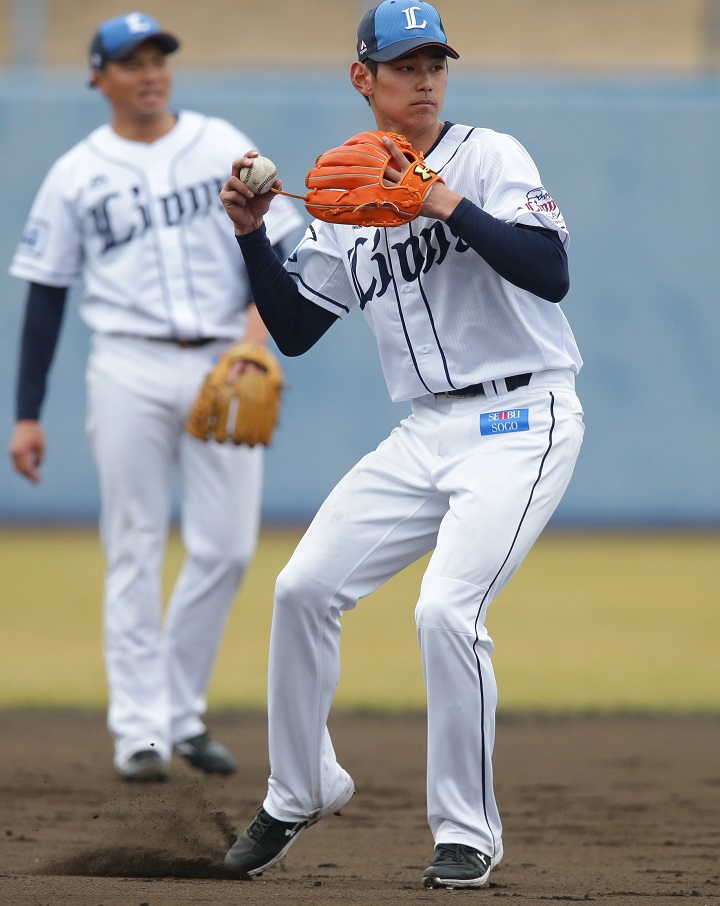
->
[[116, 749, 169, 782], [224, 773, 354, 877], [224, 807, 309, 876], [422, 843, 494, 889], [174, 732, 237, 774]]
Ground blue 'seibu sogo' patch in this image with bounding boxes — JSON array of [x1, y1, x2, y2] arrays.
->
[[480, 408, 530, 437]]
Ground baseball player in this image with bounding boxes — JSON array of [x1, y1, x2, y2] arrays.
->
[[219, 0, 584, 889], [7, 12, 303, 781]]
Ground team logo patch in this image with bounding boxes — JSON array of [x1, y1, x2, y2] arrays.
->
[[480, 408, 530, 437], [525, 187, 567, 231], [17, 217, 50, 259]]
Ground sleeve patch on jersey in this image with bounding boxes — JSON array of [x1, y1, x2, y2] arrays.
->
[[17, 217, 51, 259], [524, 187, 566, 230], [480, 408, 530, 436]]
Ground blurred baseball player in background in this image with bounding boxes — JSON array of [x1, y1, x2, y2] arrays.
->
[[7, 12, 302, 781], [218, 0, 585, 887]]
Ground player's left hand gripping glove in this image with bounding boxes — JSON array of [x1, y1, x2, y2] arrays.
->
[[303, 130, 443, 227], [185, 343, 284, 446]]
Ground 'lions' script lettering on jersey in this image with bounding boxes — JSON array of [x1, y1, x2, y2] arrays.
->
[[89, 177, 224, 254], [347, 222, 470, 310]]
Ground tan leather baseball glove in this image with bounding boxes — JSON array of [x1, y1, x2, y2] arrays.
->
[[185, 344, 284, 446], [302, 130, 443, 227]]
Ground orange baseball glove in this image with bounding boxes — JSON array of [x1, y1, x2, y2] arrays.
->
[[295, 131, 443, 228]]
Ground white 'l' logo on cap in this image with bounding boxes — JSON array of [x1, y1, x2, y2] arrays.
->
[[402, 6, 427, 30], [125, 12, 152, 34]]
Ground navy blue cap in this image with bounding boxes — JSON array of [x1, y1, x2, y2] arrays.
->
[[89, 11, 179, 70], [357, 1, 459, 63]]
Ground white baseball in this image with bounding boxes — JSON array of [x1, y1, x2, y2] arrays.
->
[[238, 156, 278, 194]]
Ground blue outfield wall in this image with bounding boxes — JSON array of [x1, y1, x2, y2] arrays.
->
[[0, 68, 718, 526]]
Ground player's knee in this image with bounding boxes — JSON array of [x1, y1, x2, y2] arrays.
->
[[187, 533, 256, 572], [414, 594, 462, 632], [274, 559, 337, 619], [414, 574, 490, 634], [275, 561, 311, 610], [222, 551, 253, 583], [225, 541, 255, 573]]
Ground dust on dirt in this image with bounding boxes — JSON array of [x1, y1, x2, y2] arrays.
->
[[0, 709, 718, 905]]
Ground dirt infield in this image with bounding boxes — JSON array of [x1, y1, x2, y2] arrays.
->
[[1, 710, 718, 905]]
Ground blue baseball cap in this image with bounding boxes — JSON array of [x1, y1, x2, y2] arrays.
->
[[357, 1, 459, 63], [89, 11, 179, 70]]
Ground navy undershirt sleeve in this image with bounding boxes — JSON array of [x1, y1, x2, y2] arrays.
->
[[446, 198, 570, 303], [236, 226, 338, 355], [16, 282, 68, 421]]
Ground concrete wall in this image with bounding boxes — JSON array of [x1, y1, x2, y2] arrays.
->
[[1, 65, 718, 527]]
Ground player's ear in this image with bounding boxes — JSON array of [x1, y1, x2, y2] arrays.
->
[[90, 69, 106, 93], [350, 61, 373, 99]]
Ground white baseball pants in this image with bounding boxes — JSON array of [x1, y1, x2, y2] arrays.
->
[[86, 334, 263, 766], [262, 369, 584, 861]]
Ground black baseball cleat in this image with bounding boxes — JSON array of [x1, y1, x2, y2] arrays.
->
[[422, 843, 493, 889], [224, 807, 309, 876], [174, 732, 237, 774], [224, 772, 355, 876], [116, 749, 169, 782]]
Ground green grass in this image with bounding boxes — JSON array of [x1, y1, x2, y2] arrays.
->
[[0, 527, 718, 711]]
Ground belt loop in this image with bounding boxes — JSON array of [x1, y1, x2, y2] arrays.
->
[[441, 372, 532, 399]]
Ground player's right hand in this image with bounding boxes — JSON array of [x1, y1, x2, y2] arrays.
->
[[8, 420, 46, 484], [221, 152, 279, 236], [380, 135, 461, 222]]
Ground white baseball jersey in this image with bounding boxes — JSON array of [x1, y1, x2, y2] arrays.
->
[[287, 123, 582, 402], [10, 110, 303, 339]]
